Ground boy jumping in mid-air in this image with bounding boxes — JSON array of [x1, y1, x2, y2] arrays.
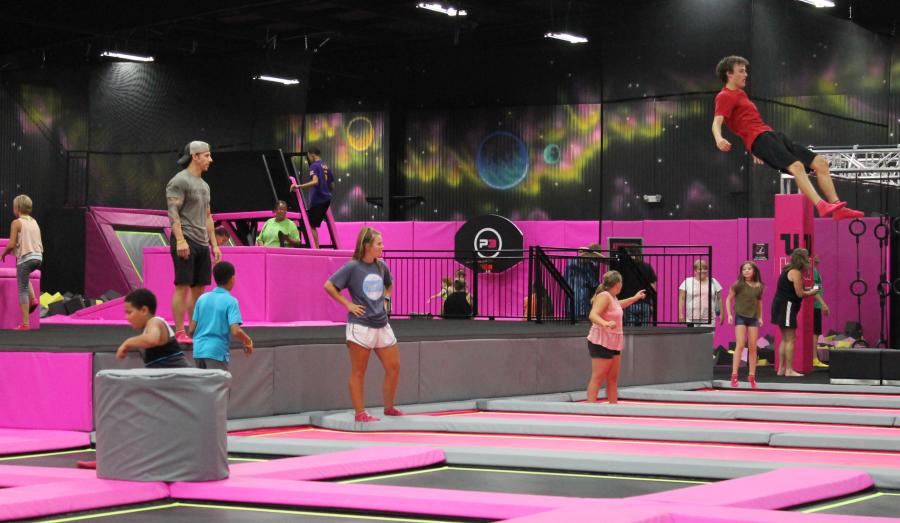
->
[[712, 55, 863, 221]]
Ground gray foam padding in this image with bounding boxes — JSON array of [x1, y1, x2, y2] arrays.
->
[[478, 399, 897, 426], [228, 414, 312, 432], [273, 342, 422, 414], [95, 368, 230, 482], [770, 433, 900, 452], [225, 436, 900, 489], [310, 412, 771, 444], [619, 387, 900, 409]]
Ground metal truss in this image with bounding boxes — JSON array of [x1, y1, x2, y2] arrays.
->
[[809, 146, 900, 189]]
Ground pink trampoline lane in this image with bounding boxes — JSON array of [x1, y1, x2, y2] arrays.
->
[[231, 426, 900, 470]]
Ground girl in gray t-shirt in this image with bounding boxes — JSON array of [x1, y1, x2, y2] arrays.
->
[[325, 227, 404, 423]]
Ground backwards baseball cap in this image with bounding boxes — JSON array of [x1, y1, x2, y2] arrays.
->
[[177, 141, 210, 167]]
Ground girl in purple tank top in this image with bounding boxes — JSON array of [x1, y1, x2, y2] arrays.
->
[[586, 270, 647, 403]]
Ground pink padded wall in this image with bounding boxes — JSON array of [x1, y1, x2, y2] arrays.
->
[[0, 353, 93, 431]]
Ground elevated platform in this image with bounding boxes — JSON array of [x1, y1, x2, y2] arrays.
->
[[0, 320, 713, 428]]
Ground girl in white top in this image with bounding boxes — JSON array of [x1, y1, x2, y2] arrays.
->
[[678, 259, 723, 327], [1, 195, 43, 330]]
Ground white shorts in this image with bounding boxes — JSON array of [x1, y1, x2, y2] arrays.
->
[[346, 323, 397, 350]]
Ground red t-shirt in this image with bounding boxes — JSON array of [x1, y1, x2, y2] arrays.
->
[[714, 87, 772, 151]]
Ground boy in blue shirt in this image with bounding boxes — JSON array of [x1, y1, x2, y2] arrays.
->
[[189, 261, 252, 369]]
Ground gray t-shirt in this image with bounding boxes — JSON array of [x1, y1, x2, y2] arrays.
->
[[329, 260, 393, 328], [166, 169, 211, 246]]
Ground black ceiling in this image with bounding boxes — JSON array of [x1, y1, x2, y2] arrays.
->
[[1, 0, 897, 71]]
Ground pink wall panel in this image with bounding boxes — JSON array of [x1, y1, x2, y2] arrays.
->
[[562, 221, 599, 248], [413, 221, 460, 251], [0, 352, 93, 431]]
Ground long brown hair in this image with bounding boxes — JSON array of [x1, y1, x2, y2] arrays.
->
[[593, 270, 622, 297], [786, 248, 810, 272], [736, 260, 762, 286], [352, 226, 381, 261]]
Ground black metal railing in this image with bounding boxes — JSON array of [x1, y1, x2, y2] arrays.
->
[[528, 246, 576, 323], [528, 245, 715, 326]]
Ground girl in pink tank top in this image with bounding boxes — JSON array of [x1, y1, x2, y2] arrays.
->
[[586, 270, 647, 403]]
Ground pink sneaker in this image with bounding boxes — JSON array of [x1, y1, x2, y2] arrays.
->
[[76, 460, 97, 469], [748, 375, 757, 390], [384, 407, 405, 416], [175, 330, 193, 344], [831, 206, 864, 220], [13, 324, 29, 331], [814, 200, 845, 217], [730, 374, 738, 388], [354, 411, 380, 423]]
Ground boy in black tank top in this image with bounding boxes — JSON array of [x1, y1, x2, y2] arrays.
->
[[116, 288, 190, 368]]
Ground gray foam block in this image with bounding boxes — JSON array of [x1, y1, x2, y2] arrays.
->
[[711, 381, 900, 394], [619, 388, 900, 409], [770, 433, 900, 452], [95, 368, 230, 482]]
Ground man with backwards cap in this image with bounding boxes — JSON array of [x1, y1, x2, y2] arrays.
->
[[166, 141, 220, 343]]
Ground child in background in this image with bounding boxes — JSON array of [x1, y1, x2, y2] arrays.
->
[[1, 195, 43, 330], [116, 288, 190, 368], [725, 261, 764, 388], [189, 261, 253, 369]]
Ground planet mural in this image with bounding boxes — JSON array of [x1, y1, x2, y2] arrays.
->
[[476, 131, 529, 190], [542, 143, 561, 165]]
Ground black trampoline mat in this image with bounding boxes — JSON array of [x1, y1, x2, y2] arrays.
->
[[341, 466, 707, 498], [37, 502, 482, 523], [0, 449, 265, 468], [798, 490, 900, 517]]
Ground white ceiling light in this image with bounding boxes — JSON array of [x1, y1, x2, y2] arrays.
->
[[254, 75, 300, 86], [100, 51, 154, 62], [795, 0, 835, 7], [544, 32, 588, 44], [416, 3, 467, 16]]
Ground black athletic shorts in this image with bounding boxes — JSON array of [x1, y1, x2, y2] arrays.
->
[[771, 298, 801, 329], [813, 307, 822, 335], [751, 131, 818, 173], [170, 236, 212, 287], [307, 200, 331, 228], [587, 341, 620, 359]]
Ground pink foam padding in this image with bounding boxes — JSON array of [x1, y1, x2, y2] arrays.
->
[[0, 268, 40, 330], [633, 468, 872, 509], [666, 503, 899, 523], [774, 195, 815, 374], [171, 476, 572, 520], [0, 465, 96, 487], [70, 296, 125, 320], [562, 221, 600, 248], [501, 505, 672, 523], [143, 246, 353, 322], [412, 221, 460, 251], [231, 446, 445, 480], [265, 250, 351, 322], [261, 428, 900, 469], [0, 240, 11, 268], [85, 207, 171, 298], [0, 479, 169, 521], [0, 353, 92, 431], [0, 429, 90, 455]]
